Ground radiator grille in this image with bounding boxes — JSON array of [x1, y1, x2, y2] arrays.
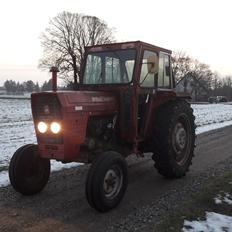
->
[[32, 94, 63, 144], [33, 95, 62, 120]]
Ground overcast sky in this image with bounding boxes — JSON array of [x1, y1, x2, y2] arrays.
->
[[0, 0, 231, 86]]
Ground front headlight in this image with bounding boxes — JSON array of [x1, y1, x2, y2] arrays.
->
[[37, 121, 48, 133], [50, 122, 61, 134]]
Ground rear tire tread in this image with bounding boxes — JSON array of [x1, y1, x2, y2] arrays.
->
[[152, 100, 195, 178]]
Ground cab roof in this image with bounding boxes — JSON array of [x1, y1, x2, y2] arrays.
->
[[85, 41, 172, 55]]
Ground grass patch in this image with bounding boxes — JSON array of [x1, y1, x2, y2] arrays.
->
[[155, 172, 232, 231]]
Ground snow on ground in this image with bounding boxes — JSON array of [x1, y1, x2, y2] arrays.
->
[[0, 93, 31, 99], [0, 99, 34, 168], [1, 100, 232, 187], [214, 192, 232, 205], [183, 189, 232, 231], [193, 103, 232, 134], [182, 212, 232, 232], [182, 167, 232, 231], [0, 171, 10, 187]]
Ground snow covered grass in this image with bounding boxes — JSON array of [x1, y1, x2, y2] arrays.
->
[[1, 100, 232, 187], [183, 191, 232, 231], [182, 212, 232, 232], [214, 192, 232, 205], [0, 171, 9, 187], [193, 103, 232, 134], [0, 93, 31, 99], [155, 171, 232, 231], [0, 99, 34, 169]]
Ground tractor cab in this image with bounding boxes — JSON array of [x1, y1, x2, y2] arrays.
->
[[79, 41, 176, 149]]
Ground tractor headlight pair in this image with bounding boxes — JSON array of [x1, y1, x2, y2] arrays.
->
[[37, 121, 61, 134]]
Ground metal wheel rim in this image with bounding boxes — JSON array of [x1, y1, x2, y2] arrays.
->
[[172, 115, 191, 165], [103, 166, 123, 200]]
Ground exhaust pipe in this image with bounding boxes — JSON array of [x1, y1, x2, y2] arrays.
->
[[50, 67, 59, 92]]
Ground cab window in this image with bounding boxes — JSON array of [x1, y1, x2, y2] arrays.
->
[[158, 53, 171, 88], [140, 50, 158, 88]]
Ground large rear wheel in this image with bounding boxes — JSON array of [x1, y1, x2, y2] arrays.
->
[[86, 151, 128, 212], [9, 144, 50, 195], [152, 100, 195, 178]]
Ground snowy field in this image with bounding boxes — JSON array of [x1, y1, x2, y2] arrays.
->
[[1, 99, 232, 187], [193, 103, 232, 134]]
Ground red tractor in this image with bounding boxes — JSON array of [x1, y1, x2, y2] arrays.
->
[[9, 41, 195, 212]]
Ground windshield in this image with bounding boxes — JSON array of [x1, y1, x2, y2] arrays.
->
[[83, 49, 136, 84]]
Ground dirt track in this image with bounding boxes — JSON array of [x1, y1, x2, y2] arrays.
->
[[1, 126, 232, 232]]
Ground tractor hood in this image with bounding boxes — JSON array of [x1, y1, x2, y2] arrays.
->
[[31, 90, 118, 118], [57, 90, 118, 115]]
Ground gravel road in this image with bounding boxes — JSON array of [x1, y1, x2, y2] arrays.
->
[[1, 126, 232, 232]]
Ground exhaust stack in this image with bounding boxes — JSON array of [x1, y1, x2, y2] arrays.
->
[[50, 67, 59, 92]]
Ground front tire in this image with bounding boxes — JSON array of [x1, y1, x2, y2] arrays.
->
[[152, 100, 195, 178], [9, 144, 50, 195], [86, 151, 128, 212]]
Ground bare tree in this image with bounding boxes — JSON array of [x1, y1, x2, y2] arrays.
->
[[171, 50, 192, 83], [39, 12, 115, 87], [173, 51, 215, 100], [191, 59, 213, 89], [212, 75, 232, 100]]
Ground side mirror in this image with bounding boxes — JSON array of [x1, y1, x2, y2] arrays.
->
[[147, 55, 158, 74]]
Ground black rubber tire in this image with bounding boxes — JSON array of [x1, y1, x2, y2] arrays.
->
[[85, 151, 128, 212], [9, 144, 50, 195], [152, 100, 195, 178]]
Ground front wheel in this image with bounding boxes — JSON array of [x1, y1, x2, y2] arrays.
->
[[9, 144, 50, 195], [85, 151, 128, 212]]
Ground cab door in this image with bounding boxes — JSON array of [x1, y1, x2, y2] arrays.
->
[[138, 50, 158, 138], [157, 52, 173, 90], [138, 51, 173, 139]]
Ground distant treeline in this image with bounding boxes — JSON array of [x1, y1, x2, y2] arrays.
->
[[3, 72, 232, 101], [3, 79, 53, 94]]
